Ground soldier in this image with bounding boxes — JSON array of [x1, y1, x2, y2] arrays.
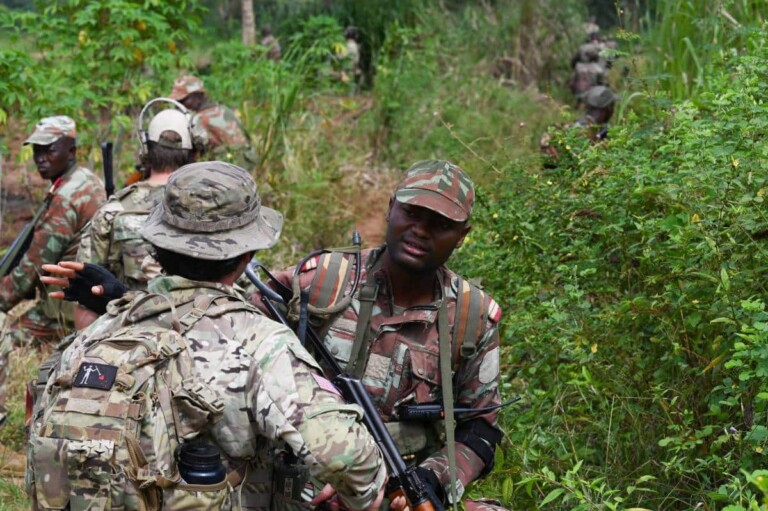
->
[[168, 75, 252, 163], [341, 26, 363, 91], [258, 160, 505, 511], [74, 105, 195, 329], [539, 85, 619, 163], [260, 25, 282, 61], [0, 116, 105, 426], [30, 161, 386, 510]]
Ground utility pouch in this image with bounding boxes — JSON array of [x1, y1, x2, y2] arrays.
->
[[162, 480, 230, 510], [271, 452, 313, 511]]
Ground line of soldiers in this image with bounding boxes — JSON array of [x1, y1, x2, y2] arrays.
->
[[0, 83, 508, 510], [539, 21, 620, 161]]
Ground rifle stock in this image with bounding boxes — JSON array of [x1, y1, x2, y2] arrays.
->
[[245, 262, 446, 511], [0, 182, 58, 277], [101, 141, 115, 198]]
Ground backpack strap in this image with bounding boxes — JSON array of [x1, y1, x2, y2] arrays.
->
[[347, 253, 384, 378], [451, 278, 501, 370]]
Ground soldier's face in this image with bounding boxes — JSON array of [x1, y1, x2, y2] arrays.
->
[[33, 138, 74, 181], [385, 199, 471, 274]]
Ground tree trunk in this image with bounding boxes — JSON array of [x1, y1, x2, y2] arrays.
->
[[242, 0, 255, 46]]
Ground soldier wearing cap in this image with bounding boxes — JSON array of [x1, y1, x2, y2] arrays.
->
[[168, 75, 252, 164], [540, 85, 619, 162], [258, 160, 506, 511], [30, 161, 386, 510], [74, 106, 196, 329], [0, 115, 105, 426]]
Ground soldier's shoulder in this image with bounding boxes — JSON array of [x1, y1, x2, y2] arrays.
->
[[448, 271, 502, 324]]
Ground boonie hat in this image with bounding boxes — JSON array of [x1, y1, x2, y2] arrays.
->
[[169, 75, 205, 100], [23, 116, 76, 146], [148, 109, 193, 150], [584, 86, 619, 109], [142, 161, 283, 260], [394, 160, 474, 222]]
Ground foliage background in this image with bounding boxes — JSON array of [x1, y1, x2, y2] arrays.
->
[[3, 1, 768, 510]]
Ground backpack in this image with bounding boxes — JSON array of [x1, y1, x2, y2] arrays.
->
[[28, 294, 236, 511], [569, 62, 605, 97]]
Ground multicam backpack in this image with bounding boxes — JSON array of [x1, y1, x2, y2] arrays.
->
[[27, 294, 235, 511]]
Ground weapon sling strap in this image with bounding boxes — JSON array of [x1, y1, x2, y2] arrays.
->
[[437, 298, 459, 510], [347, 254, 384, 378]]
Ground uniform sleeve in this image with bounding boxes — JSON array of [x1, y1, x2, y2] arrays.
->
[[420, 323, 503, 499], [0, 195, 76, 311], [246, 327, 385, 509], [77, 206, 114, 267]]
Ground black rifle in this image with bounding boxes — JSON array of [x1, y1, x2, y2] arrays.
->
[[246, 260, 446, 511], [0, 182, 58, 277], [101, 141, 115, 198]]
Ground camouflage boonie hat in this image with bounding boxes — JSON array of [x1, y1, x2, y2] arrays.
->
[[394, 160, 474, 222], [148, 109, 193, 150], [23, 116, 76, 145], [584, 86, 619, 109], [142, 161, 283, 260], [169, 75, 205, 100]]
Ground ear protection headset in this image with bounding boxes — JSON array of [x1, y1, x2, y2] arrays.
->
[[137, 97, 192, 160]]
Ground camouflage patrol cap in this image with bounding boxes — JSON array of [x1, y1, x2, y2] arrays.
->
[[148, 109, 193, 150], [23, 116, 76, 145], [584, 86, 619, 109], [394, 160, 474, 222], [142, 161, 283, 260], [169, 75, 205, 100]]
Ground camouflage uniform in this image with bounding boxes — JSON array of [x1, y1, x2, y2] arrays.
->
[[0, 116, 105, 421], [77, 105, 194, 289], [168, 75, 251, 163], [76, 181, 164, 290], [261, 34, 282, 61], [26, 161, 385, 510], [257, 161, 506, 510]]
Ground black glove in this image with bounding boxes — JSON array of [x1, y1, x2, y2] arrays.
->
[[62, 263, 127, 314]]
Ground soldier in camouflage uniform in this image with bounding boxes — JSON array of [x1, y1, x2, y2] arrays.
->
[[28, 161, 386, 510], [168, 75, 253, 164], [74, 107, 195, 329], [0, 116, 105, 425], [257, 161, 506, 511]]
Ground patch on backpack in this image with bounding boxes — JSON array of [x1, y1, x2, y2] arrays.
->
[[74, 363, 118, 390]]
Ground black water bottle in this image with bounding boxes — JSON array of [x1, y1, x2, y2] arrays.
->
[[176, 443, 226, 485]]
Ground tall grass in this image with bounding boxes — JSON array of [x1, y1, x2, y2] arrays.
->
[[643, 0, 767, 100]]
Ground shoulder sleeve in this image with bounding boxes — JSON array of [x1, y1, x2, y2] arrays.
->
[[245, 324, 385, 509]]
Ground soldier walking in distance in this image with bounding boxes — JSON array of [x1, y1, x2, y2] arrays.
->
[[0, 116, 105, 426], [28, 162, 386, 510], [168, 75, 252, 164]]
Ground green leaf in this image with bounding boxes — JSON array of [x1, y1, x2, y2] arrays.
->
[[540, 488, 565, 506]]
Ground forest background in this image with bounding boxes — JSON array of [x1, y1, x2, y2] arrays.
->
[[1, 0, 768, 509]]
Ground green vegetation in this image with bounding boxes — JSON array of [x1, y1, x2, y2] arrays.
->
[[3, 0, 768, 509]]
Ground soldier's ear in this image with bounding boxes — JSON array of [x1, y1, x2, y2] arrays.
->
[[386, 197, 395, 220], [455, 223, 472, 249]]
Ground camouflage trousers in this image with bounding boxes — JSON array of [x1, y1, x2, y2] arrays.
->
[[0, 301, 70, 422], [465, 497, 510, 511]]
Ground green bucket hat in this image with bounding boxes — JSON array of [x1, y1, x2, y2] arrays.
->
[[142, 161, 283, 260], [394, 160, 475, 222]]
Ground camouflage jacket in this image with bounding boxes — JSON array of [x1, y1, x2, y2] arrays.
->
[[0, 163, 105, 320], [259, 246, 503, 502], [30, 275, 385, 510], [191, 101, 250, 159], [77, 181, 164, 290]]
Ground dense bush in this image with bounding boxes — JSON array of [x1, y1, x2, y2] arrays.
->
[[453, 25, 768, 510]]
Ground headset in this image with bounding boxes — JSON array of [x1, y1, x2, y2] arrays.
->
[[136, 97, 192, 160]]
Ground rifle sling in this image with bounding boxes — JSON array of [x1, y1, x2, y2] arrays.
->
[[438, 297, 458, 509]]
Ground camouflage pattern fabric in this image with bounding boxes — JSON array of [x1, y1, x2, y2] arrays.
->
[[0, 164, 105, 415], [394, 160, 475, 222], [259, 246, 503, 505], [27, 274, 386, 510], [77, 181, 165, 290], [190, 102, 251, 162], [569, 61, 606, 98], [260, 35, 282, 61], [24, 116, 77, 145]]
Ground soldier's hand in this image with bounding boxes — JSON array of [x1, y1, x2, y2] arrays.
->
[[310, 483, 386, 511], [41, 261, 127, 314]]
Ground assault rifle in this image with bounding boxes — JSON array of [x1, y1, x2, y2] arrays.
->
[[0, 180, 60, 278], [101, 141, 115, 198], [246, 255, 446, 511]]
